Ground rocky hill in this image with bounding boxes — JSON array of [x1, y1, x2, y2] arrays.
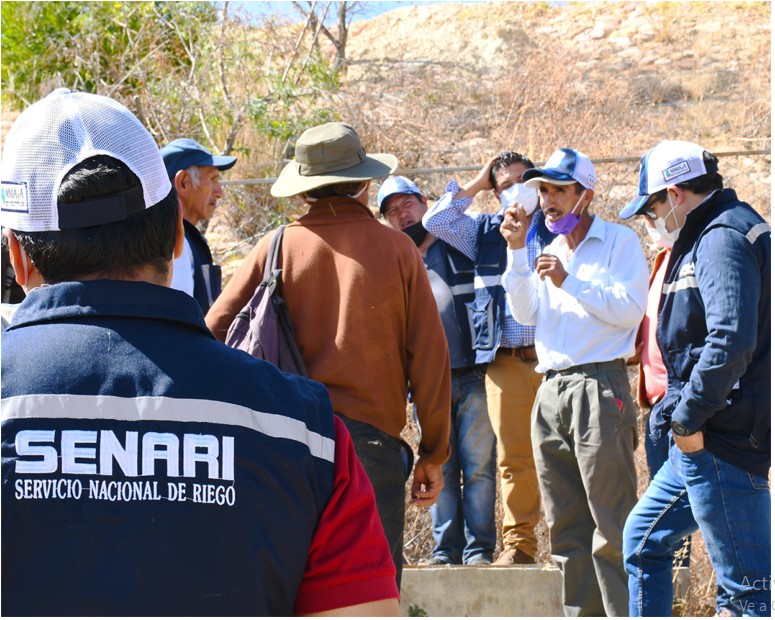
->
[[340, 1, 770, 160]]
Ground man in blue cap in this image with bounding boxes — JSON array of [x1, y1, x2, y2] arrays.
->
[[160, 138, 236, 312], [1, 90, 399, 616], [500, 148, 649, 616], [378, 176, 497, 567], [619, 141, 771, 617]]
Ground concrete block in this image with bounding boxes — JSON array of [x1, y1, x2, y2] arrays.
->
[[400, 565, 693, 617], [400, 565, 563, 617]]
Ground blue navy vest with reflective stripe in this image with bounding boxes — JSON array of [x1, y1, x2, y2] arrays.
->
[[469, 212, 554, 364], [656, 189, 770, 477], [425, 240, 477, 368], [1, 282, 335, 616]]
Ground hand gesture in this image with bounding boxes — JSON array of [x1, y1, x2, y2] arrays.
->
[[534, 253, 568, 288], [410, 457, 444, 507], [500, 205, 529, 249]]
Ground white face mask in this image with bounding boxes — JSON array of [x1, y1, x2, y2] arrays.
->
[[653, 193, 681, 247], [646, 224, 672, 249], [499, 183, 539, 216]]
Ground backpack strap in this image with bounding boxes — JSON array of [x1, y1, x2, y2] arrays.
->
[[263, 225, 286, 293]]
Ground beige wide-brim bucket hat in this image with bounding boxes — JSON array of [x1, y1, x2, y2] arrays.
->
[[271, 122, 398, 198]]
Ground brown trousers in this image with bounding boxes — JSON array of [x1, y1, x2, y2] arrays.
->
[[484, 352, 543, 557]]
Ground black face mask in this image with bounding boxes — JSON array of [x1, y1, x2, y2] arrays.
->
[[402, 221, 428, 247]]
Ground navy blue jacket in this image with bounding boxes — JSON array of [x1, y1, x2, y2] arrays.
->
[[424, 239, 477, 369], [184, 219, 222, 312], [468, 211, 554, 363], [1, 280, 336, 615], [652, 188, 770, 478]]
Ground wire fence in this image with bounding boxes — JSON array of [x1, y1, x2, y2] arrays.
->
[[213, 149, 771, 267]]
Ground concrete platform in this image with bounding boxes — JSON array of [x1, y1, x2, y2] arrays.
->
[[400, 564, 691, 617]]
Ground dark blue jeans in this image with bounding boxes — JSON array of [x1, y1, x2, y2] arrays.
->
[[428, 366, 496, 564], [624, 440, 771, 616], [336, 414, 412, 591]]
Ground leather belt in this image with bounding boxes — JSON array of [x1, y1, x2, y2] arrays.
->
[[451, 364, 486, 375], [497, 345, 538, 362]]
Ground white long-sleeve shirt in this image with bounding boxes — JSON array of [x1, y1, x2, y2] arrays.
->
[[170, 237, 195, 297], [502, 215, 649, 373]]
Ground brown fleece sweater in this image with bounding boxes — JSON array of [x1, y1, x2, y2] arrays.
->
[[206, 196, 451, 465]]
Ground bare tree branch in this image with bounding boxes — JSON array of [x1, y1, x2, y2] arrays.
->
[[281, 2, 315, 85]]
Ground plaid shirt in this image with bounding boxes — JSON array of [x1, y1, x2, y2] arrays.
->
[[423, 180, 542, 348]]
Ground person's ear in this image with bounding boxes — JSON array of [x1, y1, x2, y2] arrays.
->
[[174, 204, 185, 259], [4, 230, 40, 290], [173, 169, 190, 196], [668, 186, 683, 206]]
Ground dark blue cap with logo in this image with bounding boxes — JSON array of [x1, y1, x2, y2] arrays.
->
[[159, 138, 237, 179]]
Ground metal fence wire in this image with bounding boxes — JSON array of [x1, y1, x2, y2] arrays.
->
[[215, 150, 771, 265]]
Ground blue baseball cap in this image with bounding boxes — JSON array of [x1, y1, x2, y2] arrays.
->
[[619, 140, 716, 219], [522, 148, 597, 191], [377, 176, 423, 215], [160, 138, 237, 179]]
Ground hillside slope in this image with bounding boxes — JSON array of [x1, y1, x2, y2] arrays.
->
[[339, 1, 770, 162]]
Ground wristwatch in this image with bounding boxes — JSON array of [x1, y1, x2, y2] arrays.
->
[[671, 420, 694, 437]]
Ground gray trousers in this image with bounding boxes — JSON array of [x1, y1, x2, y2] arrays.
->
[[532, 360, 638, 616]]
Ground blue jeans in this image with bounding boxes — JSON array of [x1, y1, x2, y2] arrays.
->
[[429, 366, 496, 564], [624, 440, 771, 616], [644, 416, 691, 568]]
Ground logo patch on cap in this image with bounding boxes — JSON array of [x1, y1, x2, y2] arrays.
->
[[0, 181, 29, 214], [662, 161, 690, 183]]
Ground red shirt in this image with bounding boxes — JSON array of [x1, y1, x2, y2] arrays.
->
[[295, 417, 399, 614], [640, 249, 670, 406]]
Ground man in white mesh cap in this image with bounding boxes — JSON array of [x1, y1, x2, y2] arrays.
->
[[0, 89, 399, 616]]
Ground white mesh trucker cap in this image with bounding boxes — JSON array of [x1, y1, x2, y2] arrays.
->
[[0, 88, 171, 232]]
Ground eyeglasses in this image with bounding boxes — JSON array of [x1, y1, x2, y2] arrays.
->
[[640, 195, 660, 220]]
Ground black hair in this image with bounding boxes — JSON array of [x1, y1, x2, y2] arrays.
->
[[12, 155, 178, 284], [489, 151, 535, 189], [648, 151, 723, 205], [305, 181, 368, 199]]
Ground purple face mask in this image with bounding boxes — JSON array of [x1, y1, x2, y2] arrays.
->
[[545, 190, 586, 235]]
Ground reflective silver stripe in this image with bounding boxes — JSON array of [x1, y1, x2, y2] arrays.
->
[[747, 223, 770, 245], [1, 393, 335, 463], [474, 275, 502, 289], [662, 276, 699, 295], [450, 283, 475, 296]]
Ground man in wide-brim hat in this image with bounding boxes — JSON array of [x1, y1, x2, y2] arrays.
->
[[207, 122, 452, 589]]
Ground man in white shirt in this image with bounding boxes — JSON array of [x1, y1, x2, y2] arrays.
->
[[500, 148, 648, 616]]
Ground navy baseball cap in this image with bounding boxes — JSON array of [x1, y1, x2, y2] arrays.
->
[[160, 138, 237, 179], [377, 176, 423, 215], [522, 148, 597, 191], [619, 140, 716, 219]]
